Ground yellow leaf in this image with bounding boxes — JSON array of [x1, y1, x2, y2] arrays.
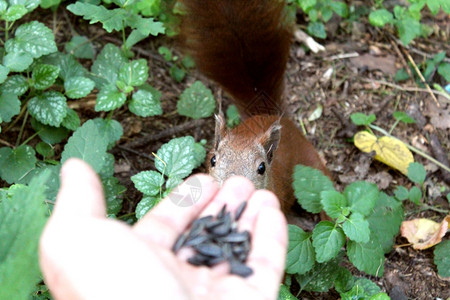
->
[[354, 131, 414, 175], [400, 216, 450, 249]]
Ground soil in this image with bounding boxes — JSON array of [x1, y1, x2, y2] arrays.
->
[[2, 2, 449, 300]]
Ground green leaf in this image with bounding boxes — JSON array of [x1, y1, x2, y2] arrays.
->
[[118, 59, 149, 88], [0, 92, 20, 122], [98, 152, 115, 178], [91, 118, 123, 150], [437, 63, 450, 81], [131, 170, 163, 196], [397, 18, 421, 45], [0, 172, 48, 300], [125, 29, 147, 49], [298, 0, 316, 12], [95, 84, 127, 112], [0, 0, 7, 14], [42, 53, 87, 81], [28, 91, 67, 127], [136, 196, 160, 219], [369, 293, 390, 300], [330, 2, 348, 17], [170, 65, 186, 82], [277, 284, 297, 300], [226, 104, 240, 128], [320, 190, 348, 219], [64, 76, 95, 99], [312, 221, 345, 263], [61, 108, 81, 131], [64, 36, 95, 59], [369, 9, 394, 27], [286, 225, 315, 274], [192, 142, 206, 169], [125, 14, 165, 36], [321, 7, 333, 22], [293, 165, 335, 213], [394, 68, 410, 82], [5, 21, 57, 58], [2, 51, 33, 72], [350, 112, 376, 126], [181, 56, 195, 69], [393, 111, 415, 124], [91, 43, 127, 88], [394, 185, 409, 201], [295, 255, 342, 292], [32, 64, 60, 90], [342, 213, 370, 243], [136, 0, 161, 16], [344, 181, 378, 216], [407, 162, 426, 184], [0, 66, 8, 85], [2, 4, 27, 21], [408, 186, 422, 204], [30, 118, 69, 144], [353, 277, 382, 296], [67, 3, 127, 33], [434, 239, 450, 277], [0, 145, 36, 184], [155, 136, 196, 179], [9, 0, 40, 11], [347, 238, 385, 276], [61, 120, 109, 173], [307, 22, 326, 39], [129, 85, 162, 117], [40, 0, 62, 9], [334, 267, 354, 294], [177, 81, 215, 119], [0, 75, 28, 96], [35, 142, 53, 158], [102, 176, 124, 215]]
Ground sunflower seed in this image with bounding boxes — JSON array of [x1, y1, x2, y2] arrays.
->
[[194, 243, 223, 257], [235, 201, 247, 221], [185, 234, 210, 247], [210, 213, 232, 236], [187, 221, 205, 239], [172, 233, 188, 253], [188, 253, 209, 266], [217, 204, 227, 219], [206, 256, 226, 267], [219, 231, 250, 243], [230, 260, 253, 278], [205, 219, 224, 230]]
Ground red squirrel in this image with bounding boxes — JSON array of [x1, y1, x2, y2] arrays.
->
[[179, 0, 331, 215]]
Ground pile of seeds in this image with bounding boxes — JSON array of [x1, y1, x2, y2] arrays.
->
[[172, 201, 253, 277]]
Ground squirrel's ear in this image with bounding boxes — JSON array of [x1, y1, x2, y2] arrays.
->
[[261, 120, 281, 164], [213, 113, 226, 150]]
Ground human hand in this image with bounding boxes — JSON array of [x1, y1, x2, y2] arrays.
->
[[40, 158, 287, 300]]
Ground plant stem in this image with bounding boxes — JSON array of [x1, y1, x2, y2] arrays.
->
[[118, 212, 136, 220], [388, 119, 400, 135], [419, 204, 449, 214], [16, 110, 29, 147], [20, 131, 40, 147], [369, 124, 450, 173]]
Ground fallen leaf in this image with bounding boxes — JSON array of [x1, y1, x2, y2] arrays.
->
[[354, 131, 414, 175], [400, 216, 450, 249], [349, 54, 397, 75]]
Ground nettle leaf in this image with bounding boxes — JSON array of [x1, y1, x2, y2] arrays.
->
[[394, 186, 409, 201], [0, 65, 8, 84], [278, 285, 297, 300], [3, 4, 27, 21], [334, 268, 355, 294], [397, 18, 421, 45], [136, 196, 161, 219], [125, 29, 147, 49], [64, 76, 95, 99], [0, 93, 20, 122], [408, 186, 422, 204], [347, 238, 385, 276], [350, 113, 376, 126], [393, 111, 415, 124], [92, 118, 123, 150], [125, 14, 165, 36], [286, 225, 315, 275], [129, 86, 162, 117], [36, 142, 53, 158], [67, 3, 127, 33], [2, 51, 33, 72], [91, 43, 127, 88], [0, 172, 48, 300], [28, 91, 67, 127], [61, 120, 109, 173], [170, 65, 186, 82], [193, 142, 206, 168], [369, 9, 394, 27], [95, 84, 126, 112], [98, 152, 115, 178], [177, 81, 215, 119], [5, 21, 57, 59], [330, 1, 348, 17], [312, 221, 345, 263], [0, 0, 7, 13], [155, 136, 196, 179], [353, 278, 382, 297], [344, 181, 378, 216], [61, 108, 81, 131], [307, 22, 326, 39], [438, 62, 450, 81], [64, 36, 95, 59], [32, 64, 60, 90], [30, 118, 69, 145], [40, 0, 62, 9], [320, 190, 348, 219], [293, 165, 335, 213], [0, 75, 28, 96], [407, 162, 426, 185], [342, 213, 370, 243], [434, 239, 450, 277], [102, 176, 125, 215], [117, 59, 149, 89], [9, 0, 40, 11], [295, 255, 343, 292], [0, 145, 37, 184], [42, 53, 86, 81], [131, 170, 163, 196]]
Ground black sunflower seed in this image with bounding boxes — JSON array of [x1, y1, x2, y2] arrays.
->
[[235, 201, 247, 221], [230, 260, 253, 278], [205, 219, 224, 231], [188, 253, 210, 266], [219, 231, 250, 243], [185, 234, 210, 247], [206, 256, 226, 267], [217, 204, 227, 219], [194, 243, 223, 257], [210, 213, 232, 236], [172, 233, 188, 253], [187, 221, 205, 239]]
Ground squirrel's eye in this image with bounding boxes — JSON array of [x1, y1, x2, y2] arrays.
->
[[257, 162, 265, 175], [210, 155, 216, 167]]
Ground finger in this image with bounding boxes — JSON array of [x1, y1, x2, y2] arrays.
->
[[200, 176, 255, 217], [133, 174, 218, 248], [246, 207, 287, 297], [53, 158, 106, 219]]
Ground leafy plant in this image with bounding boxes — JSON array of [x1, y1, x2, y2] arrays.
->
[[158, 46, 196, 82], [177, 81, 215, 119]]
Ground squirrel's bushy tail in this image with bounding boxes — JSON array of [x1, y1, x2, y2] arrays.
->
[[179, 0, 293, 116]]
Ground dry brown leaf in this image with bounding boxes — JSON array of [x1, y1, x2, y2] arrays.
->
[[400, 216, 450, 249]]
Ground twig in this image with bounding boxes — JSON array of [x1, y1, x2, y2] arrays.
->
[[326, 52, 359, 61], [0, 139, 13, 147], [115, 145, 155, 161], [360, 78, 450, 102], [390, 39, 413, 79]]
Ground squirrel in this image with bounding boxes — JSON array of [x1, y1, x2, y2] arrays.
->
[[178, 0, 331, 216]]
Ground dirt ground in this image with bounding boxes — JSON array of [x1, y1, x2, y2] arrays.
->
[[3, 2, 450, 299]]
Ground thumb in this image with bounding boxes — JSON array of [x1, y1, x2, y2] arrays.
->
[[53, 158, 106, 219]]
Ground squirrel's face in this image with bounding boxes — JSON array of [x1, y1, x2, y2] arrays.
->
[[208, 115, 281, 190]]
